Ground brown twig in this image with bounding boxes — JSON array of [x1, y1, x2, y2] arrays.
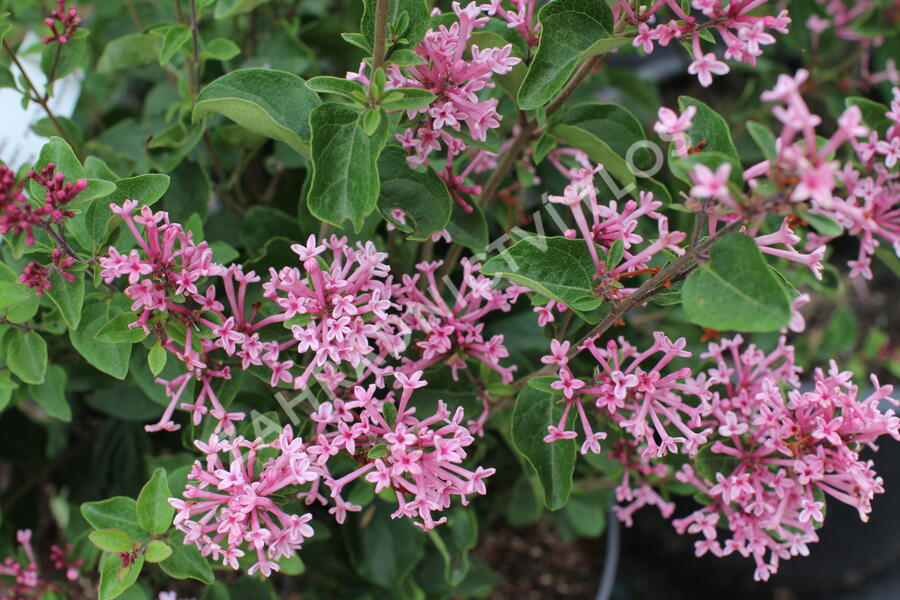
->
[[510, 220, 743, 392], [372, 0, 390, 72], [2, 40, 81, 156]]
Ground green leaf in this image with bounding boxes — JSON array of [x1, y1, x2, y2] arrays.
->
[[560, 488, 608, 538], [7, 331, 48, 385], [694, 441, 740, 482], [41, 29, 88, 80], [200, 38, 241, 61], [682, 233, 791, 332], [28, 137, 83, 202], [446, 201, 488, 252], [88, 529, 134, 553], [193, 69, 321, 156], [511, 388, 576, 510], [377, 145, 452, 241], [97, 33, 162, 74], [803, 211, 843, 238], [95, 313, 147, 344], [70, 174, 170, 253], [380, 87, 437, 111], [159, 24, 192, 65], [347, 500, 425, 587], [517, 0, 613, 110], [159, 530, 215, 584], [200, 583, 231, 600], [148, 341, 167, 376], [144, 540, 172, 563], [527, 375, 560, 394], [367, 443, 389, 459], [306, 103, 389, 231], [46, 269, 84, 329], [113, 174, 172, 206], [581, 35, 630, 59], [136, 468, 175, 536], [0, 281, 33, 309], [214, 0, 271, 19], [239, 206, 302, 257], [607, 238, 624, 269], [306, 76, 367, 101], [746, 120, 777, 162], [553, 103, 648, 189], [0, 64, 14, 90], [362, 107, 383, 136], [81, 497, 144, 539], [845, 96, 892, 132], [382, 402, 398, 429], [98, 552, 143, 600], [481, 236, 605, 322], [361, 0, 430, 49], [31, 364, 70, 421], [70, 301, 132, 380], [278, 553, 305, 575], [676, 96, 739, 162], [0, 266, 39, 323]]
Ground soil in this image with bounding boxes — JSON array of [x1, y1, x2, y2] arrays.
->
[[478, 520, 606, 599]]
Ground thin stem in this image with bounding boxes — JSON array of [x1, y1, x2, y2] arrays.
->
[[44, 43, 62, 91], [510, 220, 743, 391], [545, 55, 601, 116], [372, 0, 391, 72], [124, 0, 145, 31], [189, 0, 202, 96], [437, 54, 607, 287], [3, 40, 81, 156]]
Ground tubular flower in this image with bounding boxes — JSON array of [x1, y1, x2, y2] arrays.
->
[[674, 338, 899, 581], [170, 428, 319, 577]]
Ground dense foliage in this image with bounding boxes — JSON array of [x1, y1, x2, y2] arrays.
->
[[1, 0, 899, 598]]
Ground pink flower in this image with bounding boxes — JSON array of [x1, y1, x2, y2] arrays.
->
[[653, 105, 696, 137], [690, 163, 732, 202], [633, 23, 655, 53], [171, 428, 318, 577], [875, 136, 900, 168], [687, 52, 730, 87], [673, 339, 899, 579], [42, 1, 81, 45]]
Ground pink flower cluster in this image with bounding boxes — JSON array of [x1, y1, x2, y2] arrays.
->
[[0, 164, 86, 295], [540, 332, 711, 457], [608, 439, 676, 527], [302, 370, 494, 530], [350, 2, 520, 210], [99, 201, 242, 433], [171, 370, 495, 576], [397, 258, 524, 384], [42, 1, 81, 45], [103, 201, 521, 438], [390, 2, 519, 157], [0, 530, 82, 600], [170, 428, 318, 577], [806, 1, 899, 87], [673, 337, 899, 581], [100, 204, 417, 433], [622, 0, 790, 87], [0, 164, 86, 247], [546, 149, 686, 295], [488, 0, 540, 46], [740, 72, 900, 279]]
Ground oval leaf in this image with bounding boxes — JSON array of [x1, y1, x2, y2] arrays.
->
[[682, 233, 791, 332], [193, 69, 321, 156]]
